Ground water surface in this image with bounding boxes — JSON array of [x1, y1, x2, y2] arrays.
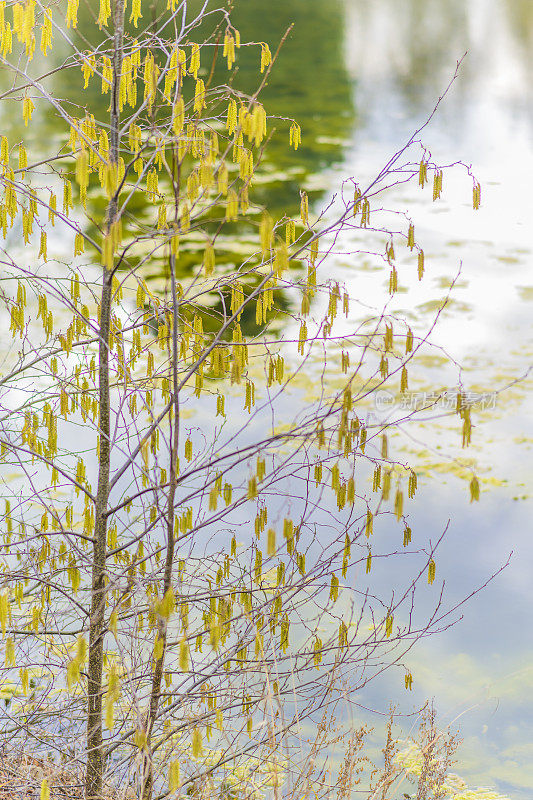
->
[[0, 0, 532, 794], [328, 1, 533, 795]]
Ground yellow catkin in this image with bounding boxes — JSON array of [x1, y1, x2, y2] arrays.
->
[[194, 78, 206, 114], [97, 0, 110, 27], [172, 95, 184, 135], [473, 181, 481, 210], [81, 53, 96, 88], [18, 145, 27, 178], [12, 4, 22, 41], [394, 489, 403, 520], [226, 190, 238, 222], [226, 99, 237, 135], [223, 30, 235, 69], [0, 135, 9, 167], [403, 526, 412, 546], [40, 7, 53, 55], [251, 104, 266, 146], [189, 43, 200, 79], [203, 243, 215, 276], [38, 231, 47, 261], [169, 761, 181, 791], [22, 96, 35, 126], [382, 471, 391, 501], [129, 0, 142, 26], [259, 212, 273, 256], [353, 184, 361, 215], [260, 42, 271, 73], [101, 55, 112, 92], [417, 250, 425, 280], [300, 191, 309, 225], [433, 169, 443, 201], [66, 0, 79, 27], [418, 159, 427, 187], [74, 232, 84, 255], [361, 198, 370, 227], [21, 0, 36, 57], [285, 219, 295, 245], [389, 267, 398, 294], [289, 121, 301, 150]]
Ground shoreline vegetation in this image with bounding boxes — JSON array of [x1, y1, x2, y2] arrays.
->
[[0, 708, 511, 800]]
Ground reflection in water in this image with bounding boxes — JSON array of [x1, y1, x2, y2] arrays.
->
[[337, 2, 533, 798], [1, 0, 532, 794], [42, 0, 354, 330], [227, 0, 354, 178], [49, 0, 354, 221], [0, 0, 354, 308], [504, 0, 533, 56], [344, 0, 533, 139]]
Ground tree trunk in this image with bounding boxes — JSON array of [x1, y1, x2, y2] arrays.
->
[[85, 1, 125, 797], [141, 248, 181, 800]]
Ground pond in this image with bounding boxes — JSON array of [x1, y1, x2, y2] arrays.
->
[[0, 0, 532, 795], [323, 1, 533, 796]]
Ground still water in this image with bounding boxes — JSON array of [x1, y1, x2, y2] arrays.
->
[[327, 1, 533, 796], [0, 0, 532, 794], [231, 0, 533, 794]]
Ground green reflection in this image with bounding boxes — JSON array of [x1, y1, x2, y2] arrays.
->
[[50, 0, 354, 220], [504, 0, 533, 56], [216, 0, 355, 209], [44, 0, 353, 335]]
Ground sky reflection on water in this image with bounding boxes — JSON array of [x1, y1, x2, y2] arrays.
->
[[0, 0, 531, 793], [329, 1, 533, 795]]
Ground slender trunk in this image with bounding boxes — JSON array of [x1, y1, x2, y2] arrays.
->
[[141, 249, 180, 800], [85, 270, 112, 800], [85, 2, 125, 798]]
